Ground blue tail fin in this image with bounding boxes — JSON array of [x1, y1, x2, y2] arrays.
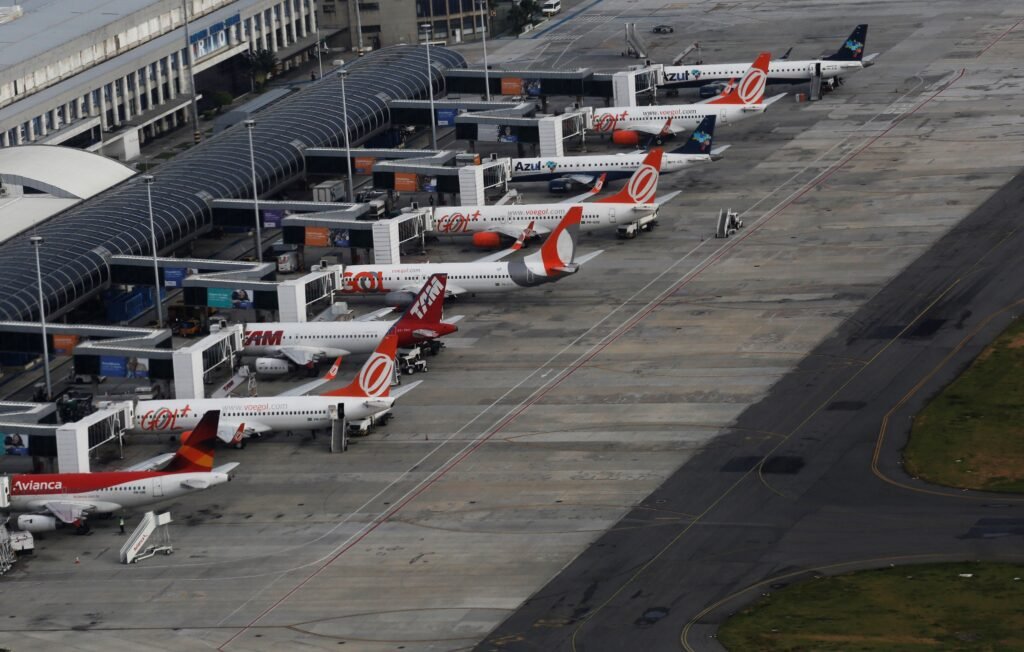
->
[[671, 115, 716, 155], [824, 24, 867, 62]]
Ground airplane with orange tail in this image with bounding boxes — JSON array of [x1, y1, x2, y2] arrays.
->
[[591, 52, 786, 147], [6, 410, 238, 534], [340, 205, 600, 299], [130, 333, 413, 444], [429, 148, 675, 248]]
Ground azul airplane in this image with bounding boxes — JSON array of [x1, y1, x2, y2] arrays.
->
[[508, 115, 726, 185], [591, 52, 786, 145], [7, 410, 237, 534], [662, 25, 876, 92], [430, 147, 675, 248], [243, 274, 459, 375], [339, 205, 599, 298], [132, 333, 412, 443]]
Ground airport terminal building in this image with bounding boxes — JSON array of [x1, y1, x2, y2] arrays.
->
[[0, 0, 321, 160]]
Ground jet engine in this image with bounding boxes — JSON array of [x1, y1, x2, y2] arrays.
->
[[472, 232, 504, 250], [17, 514, 57, 533], [384, 291, 416, 308], [611, 130, 642, 147], [254, 358, 291, 376]]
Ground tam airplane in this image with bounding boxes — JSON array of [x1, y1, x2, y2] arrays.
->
[[131, 333, 412, 443], [5, 410, 237, 534], [662, 25, 876, 92], [592, 52, 786, 147], [431, 147, 676, 248], [340, 205, 599, 298], [509, 115, 727, 185], [244, 273, 459, 375]]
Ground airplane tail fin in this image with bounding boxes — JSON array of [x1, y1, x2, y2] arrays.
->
[[396, 273, 447, 324], [671, 115, 716, 155], [164, 410, 220, 473], [525, 205, 583, 275], [597, 148, 664, 204], [824, 24, 867, 62], [707, 52, 770, 105], [321, 332, 397, 398]]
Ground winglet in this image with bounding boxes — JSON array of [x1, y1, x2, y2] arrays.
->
[[707, 52, 770, 105], [324, 357, 342, 380], [512, 221, 536, 251], [598, 148, 663, 204], [321, 332, 397, 398], [164, 410, 220, 473]]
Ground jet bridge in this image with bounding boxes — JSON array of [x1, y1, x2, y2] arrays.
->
[[602, 64, 665, 107], [0, 401, 131, 473], [282, 211, 431, 266]]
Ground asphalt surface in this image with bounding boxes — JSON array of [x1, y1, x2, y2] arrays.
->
[[479, 169, 1024, 651]]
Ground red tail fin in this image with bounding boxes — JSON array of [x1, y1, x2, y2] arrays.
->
[[708, 52, 770, 105], [322, 332, 397, 398], [164, 410, 220, 473], [398, 274, 447, 325], [598, 148, 663, 204]]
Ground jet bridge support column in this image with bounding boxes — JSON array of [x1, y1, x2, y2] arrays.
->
[[330, 404, 348, 452]]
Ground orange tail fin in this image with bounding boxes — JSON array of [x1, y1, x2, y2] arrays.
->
[[322, 332, 397, 398], [164, 410, 220, 473], [598, 148, 664, 204], [708, 52, 770, 105]]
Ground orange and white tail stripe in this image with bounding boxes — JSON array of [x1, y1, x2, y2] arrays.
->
[[708, 52, 770, 105], [164, 410, 220, 473], [538, 205, 583, 273], [598, 148, 664, 205], [323, 332, 397, 398]]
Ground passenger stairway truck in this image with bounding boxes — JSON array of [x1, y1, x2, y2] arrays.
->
[[120, 511, 173, 564]]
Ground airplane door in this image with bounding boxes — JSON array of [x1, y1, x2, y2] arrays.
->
[[608, 207, 616, 225], [719, 109, 727, 124], [815, 62, 821, 77], [153, 479, 163, 498]]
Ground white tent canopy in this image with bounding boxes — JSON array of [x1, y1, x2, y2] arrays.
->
[[0, 144, 135, 199]]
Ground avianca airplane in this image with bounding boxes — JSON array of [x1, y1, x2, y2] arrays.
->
[[243, 273, 459, 375], [340, 205, 599, 298], [7, 410, 237, 534], [662, 25, 876, 91], [508, 115, 726, 185], [431, 148, 675, 247], [132, 333, 411, 443], [592, 52, 786, 146]]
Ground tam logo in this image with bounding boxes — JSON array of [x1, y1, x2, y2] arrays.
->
[[14, 479, 63, 492], [409, 277, 444, 319], [244, 330, 284, 347]]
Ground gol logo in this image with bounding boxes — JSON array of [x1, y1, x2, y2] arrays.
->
[[435, 211, 480, 233], [358, 353, 394, 397], [593, 112, 620, 133], [139, 405, 193, 431], [736, 67, 767, 104], [626, 164, 659, 204], [343, 271, 385, 293]]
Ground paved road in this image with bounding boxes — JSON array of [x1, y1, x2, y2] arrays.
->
[[479, 170, 1024, 651]]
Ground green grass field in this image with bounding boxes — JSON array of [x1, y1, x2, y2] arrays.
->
[[718, 562, 1024, 651], [904, 316, 1024, 492]]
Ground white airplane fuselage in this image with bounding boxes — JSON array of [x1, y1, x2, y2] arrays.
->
[[242, 321, 393, 359], [591, 103, 762, 135], [430, 203, 648, 236], [341, 261, 542, 296], [663, 59, 867, 88], [509, 152, 706, 182], [9, 471, 232, 514]]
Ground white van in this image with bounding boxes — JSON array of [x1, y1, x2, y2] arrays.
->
[[541, 0, 561, 16]]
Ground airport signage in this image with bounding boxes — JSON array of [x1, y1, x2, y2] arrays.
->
[[208, 288, 253, 309], [436, 109, 458, 127], [262, 210, 284, 228], [190, 13, 240, 61], [164, 267, 187, 288], [395, 172, 419, 193], [354, 156, 377, 175]]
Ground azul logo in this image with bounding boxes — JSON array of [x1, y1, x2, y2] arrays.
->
[[844, 39, 863, 55], [665, 69, 703, 82], [544, 160, 558, 171], [14, 479, 63, 492], [244, 330, 284, 347], [690, 130, 711, 151], [409, 277, 444, 319], [514, 161, 543, 172], [139, 405, 192, 431]]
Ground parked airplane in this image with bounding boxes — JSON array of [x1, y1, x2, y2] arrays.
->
[[131, 333, 411, 443], [243, 274, 459, 375], [662, 25, 875, 92], [340, 205, 599, 300], [591, 52, 785, 146], [430, 147, 675, 247], [7, 410, 237, 534], [509, 115, 726, 185]]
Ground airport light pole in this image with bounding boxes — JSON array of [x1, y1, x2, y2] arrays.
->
[[244, 119, 263, 263], [419, 23, 438, 150], [315, 27, 324, 80], [29, 236, 52, 402], [181, 0, 202, 143], [142, 175, 164, 329], [337, 66, 355, 203], [478, 0, 490, 101]]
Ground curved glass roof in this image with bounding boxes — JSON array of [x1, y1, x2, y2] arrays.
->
[[0, 45, 465, 321]]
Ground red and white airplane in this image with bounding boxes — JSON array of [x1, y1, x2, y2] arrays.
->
[[340, 205, 599, 298], [430, 148, 676, 248], [6, 410, 237, 534], [243, 273, 460, 375], [591, 52, 786, 146], [132, 333, 412, 443]]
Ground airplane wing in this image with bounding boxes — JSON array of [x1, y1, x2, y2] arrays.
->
[[43, 501, 93, 525], [863, 52, 880, 65], [566, 174, 595, 185], [124, 453, 176, 472], [763, 93, 788, 107], [279, 346, 349, 367], [354, 307, 396, 321], [710, 144, 730, 159], [445, 281, 469, 296], [277, 356, 343, 397], [628, 122, 689, 135], [391, 379, 422, 399], [574, 250, 604, 266], [217, 421, 271, 444], [655, 190, 682, 206], [475, 246, 519, 264], [561, 173, 607, 204], [180, 477, 212, 490], [474, 221, 539, 263]]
